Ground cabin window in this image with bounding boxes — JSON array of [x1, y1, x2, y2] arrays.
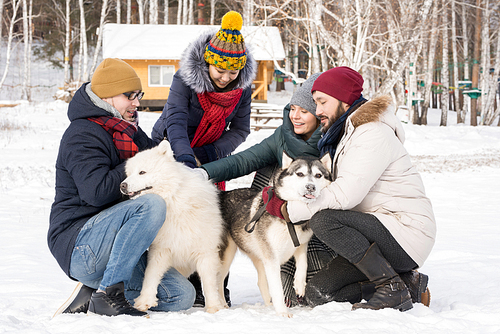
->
[[149, 65, 175, 86]]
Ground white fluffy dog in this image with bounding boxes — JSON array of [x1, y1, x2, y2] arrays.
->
[[120, 140, 227, 313]]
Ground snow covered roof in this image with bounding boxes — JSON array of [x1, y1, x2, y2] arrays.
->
[[102, 23, 286, 61]]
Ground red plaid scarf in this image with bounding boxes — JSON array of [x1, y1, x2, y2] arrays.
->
[[192, 89, 243, 191], [88, 116, 138, 160]]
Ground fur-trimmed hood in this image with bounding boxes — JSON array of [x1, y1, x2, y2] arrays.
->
[[349, 95, 404, 143], [178, 30, 257, 94]]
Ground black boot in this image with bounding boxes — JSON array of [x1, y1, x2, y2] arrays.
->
[[351, 244, 412, 312], [188, 273, 205, 307], [400, 270, 431, 306], [88, 282, 148, 317], [189, 272, 231, 307], [53, 283, 96, 317]]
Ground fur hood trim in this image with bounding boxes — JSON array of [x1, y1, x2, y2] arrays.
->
[[178, 30, 257, 94], [350, 95, 394, 128]]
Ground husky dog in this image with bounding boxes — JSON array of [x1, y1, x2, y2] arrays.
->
[[219, 153, 332, 317], [120, 140, 227, 313]]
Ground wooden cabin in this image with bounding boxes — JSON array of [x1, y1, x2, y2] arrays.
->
[[102, 23, 285, 108]]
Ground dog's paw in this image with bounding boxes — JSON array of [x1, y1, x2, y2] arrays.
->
[[278, 311, 293, 318], [294, 279, 306, 297], [205, 304, 223, 314], [134, 294, 158, 311]]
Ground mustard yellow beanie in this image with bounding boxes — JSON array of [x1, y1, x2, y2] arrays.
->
[[204, 11, 247, 71], [91, 58, 142, 98]]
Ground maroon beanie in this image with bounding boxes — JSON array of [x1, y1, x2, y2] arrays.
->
[[311, 66, 364, 105]]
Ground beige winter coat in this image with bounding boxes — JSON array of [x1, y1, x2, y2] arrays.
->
[[288, 95, 436, 267]]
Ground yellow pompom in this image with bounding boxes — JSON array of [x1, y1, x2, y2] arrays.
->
[[221, 11, 243, 31]]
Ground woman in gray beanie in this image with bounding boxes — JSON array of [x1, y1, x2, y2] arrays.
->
[[198, 73, 337, 306]]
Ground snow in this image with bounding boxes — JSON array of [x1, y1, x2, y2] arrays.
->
[[2, 60, 500, 331]]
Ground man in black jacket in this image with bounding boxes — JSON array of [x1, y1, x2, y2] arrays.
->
[[50, 58, 195, 317]]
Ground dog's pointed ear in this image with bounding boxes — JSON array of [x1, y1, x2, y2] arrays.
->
[[320, 152, 332, 171], [158, 140, 173, 156], [281, 151, 293, 169]]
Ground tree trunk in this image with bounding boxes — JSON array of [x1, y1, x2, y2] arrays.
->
[[479, 0, 489, 125], [440, 0, 449, 126], [22, 0, 31, 100], [90, 0, 108, 77], [0, 0, 21, 90], [451, 0, 460, 116], [177, 0, 182, 24], [421, 2, 438, 126], [164, 0, 169, 24], [137, 0, 145, 24], [182, 0, 188, 24], [188, 0, 194, 25], [127, 0, 131, 24], [150, 0, 158, 24], [116, 0, 121, 23], [0, 0, 5, 56], [78, 0, 89, 82], [64, 0, 71, 83], [470, 0, 481, 126], [482, 12, 500, 125]]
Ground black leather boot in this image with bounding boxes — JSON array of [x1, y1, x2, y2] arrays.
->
[[351, 243, 412, 312], [88, 282, 148, 317], [53, 283, 96, 317], [400, 270, 431, 306], [189, 272, 231, 307]]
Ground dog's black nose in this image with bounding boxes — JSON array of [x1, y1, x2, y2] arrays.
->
[[306, 183, 316, 192], [120, 182, 128, 194]]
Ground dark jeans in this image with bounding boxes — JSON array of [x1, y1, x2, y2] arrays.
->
[[304, 209, 417, 305]]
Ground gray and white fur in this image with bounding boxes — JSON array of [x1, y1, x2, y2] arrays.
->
[[219, 153, 332, 317]]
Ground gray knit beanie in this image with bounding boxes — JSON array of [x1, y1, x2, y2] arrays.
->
[[289, 72, 322, 117]]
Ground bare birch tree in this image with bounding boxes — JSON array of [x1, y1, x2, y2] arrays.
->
[[137, 0, 145, 24], [482, 29, 500, 125], [421, 1, 439, 125], [63, 0, 71, 83], [0, 0, 21, 90], [78, 0, 89, 82], [177, 0, 182, 24], [479, 0, 500, 125], [0, 0, 5, 56], [458, 0, 470, 123], [21, 0, 33, 100], [440, 0, 449, 126], [209, 0, 216, 25], [127, 0, 131, 24], [89, 0, 109, 77], [183, 0, 188, 24], [116, 0, 121, 24], [451, 0, 460, 118], [164, 0, 169, 24], [150, 0, 159, 24]]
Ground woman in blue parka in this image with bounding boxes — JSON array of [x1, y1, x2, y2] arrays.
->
[[151, 11, 256, 179]]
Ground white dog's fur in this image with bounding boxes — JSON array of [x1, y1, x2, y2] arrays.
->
[[219, 153, 332, 317], [120, 140, 226, 313]]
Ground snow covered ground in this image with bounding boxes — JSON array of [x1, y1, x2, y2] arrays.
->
[[2, 65, 500, 333]]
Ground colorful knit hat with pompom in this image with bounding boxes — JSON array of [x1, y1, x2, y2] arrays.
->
[[204, 11, 247, 71]]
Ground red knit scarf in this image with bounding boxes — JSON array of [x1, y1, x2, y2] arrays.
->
[[88, 116, 138, 160], [192, 89, 243, 191], [192, 89, 243, 148]]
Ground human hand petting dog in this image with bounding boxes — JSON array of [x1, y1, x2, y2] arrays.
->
[[193, 167, 209, 181]]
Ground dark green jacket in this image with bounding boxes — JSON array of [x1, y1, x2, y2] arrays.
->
[[201, 104, 322, 183]]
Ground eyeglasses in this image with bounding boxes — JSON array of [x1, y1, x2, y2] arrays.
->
[[123, 91, 144, 100]]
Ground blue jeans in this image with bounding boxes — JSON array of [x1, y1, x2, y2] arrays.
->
[[70, 193, 195, 312]]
